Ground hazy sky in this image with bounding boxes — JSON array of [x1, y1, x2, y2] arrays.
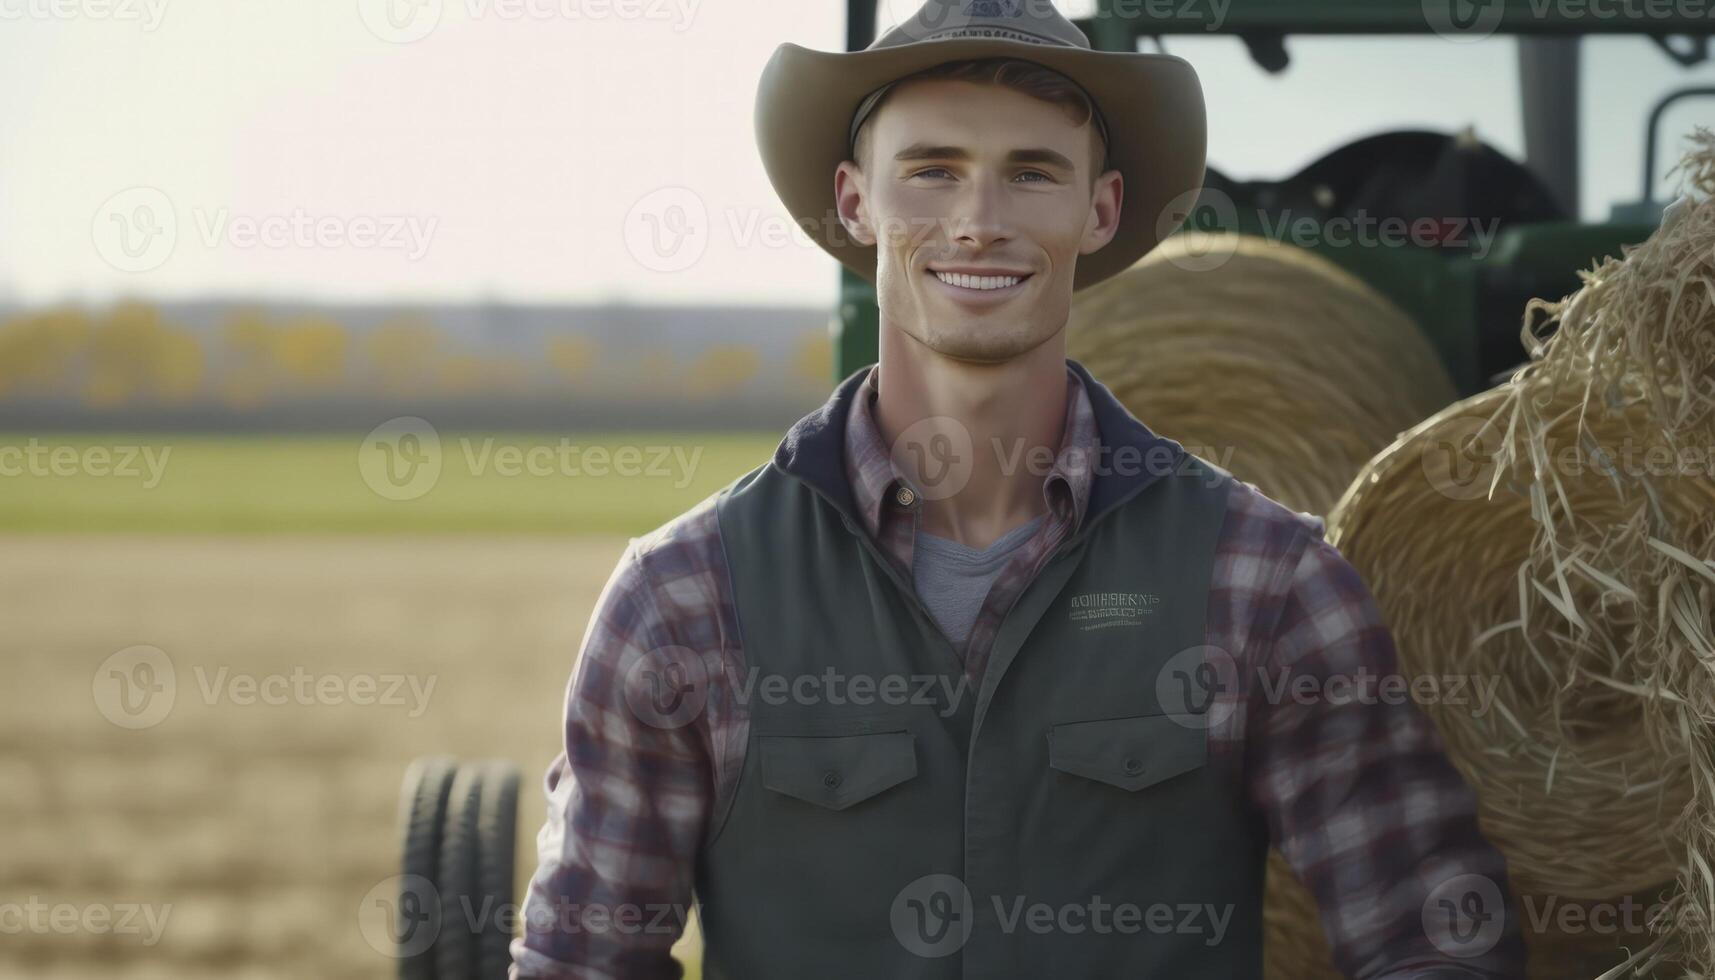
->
[[0, 0, 1709, 308]]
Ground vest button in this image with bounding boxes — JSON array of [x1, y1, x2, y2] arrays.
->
[[894, 486, 916, 507], [822, 769, 842, 788], [1122, 757, 1145, 776]]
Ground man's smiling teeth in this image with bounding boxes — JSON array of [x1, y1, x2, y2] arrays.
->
[[933, 271, 1024, 290]]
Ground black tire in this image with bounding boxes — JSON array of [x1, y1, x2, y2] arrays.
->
[[434, 762, 486, 980], [475, 761, 521, 980], [398, 755, 457, 980]]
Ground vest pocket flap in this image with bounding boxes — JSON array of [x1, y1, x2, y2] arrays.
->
[[1047, 714, 1206, 792], [759, 731, 918, 811], [761, 731, 919, 810]]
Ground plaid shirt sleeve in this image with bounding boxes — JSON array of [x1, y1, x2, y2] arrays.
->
[[1247, 522, 1529, 979], [510, 515, 729, 980]]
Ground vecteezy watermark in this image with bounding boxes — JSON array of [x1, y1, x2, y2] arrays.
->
[[93, 645, 437, 728], [1424, 0, 1714, 42], [357, 0, 703, 43], [0, 439, 171, 489], [1420, 413, 1715, 501], [622, 188, 977, 273], [621, 644, 710, 731], [1147, 645, 1503, 732], [0, 0, 169, 29], [357, 418, 707, 502], [891, 874, 1233, 957], [621, 652, 979, 729], [0, 898, 172, 946], [1422, 872, 1507, 958], [884, 416, 1233, 504], [92, 187, 438, 274], [1520, 892, 1701, 936], [1156, 187, 1503, 272], [360, 874, 441, 958], [360, 875, 694, 961]]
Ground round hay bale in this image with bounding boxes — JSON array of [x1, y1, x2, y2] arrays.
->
[[1504, 128, 1715, 978], [1325, 382, 1707, 901], [1068, 232, 1456, 516]]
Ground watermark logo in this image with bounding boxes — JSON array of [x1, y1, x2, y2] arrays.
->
[[93, 187, 177, 273], [93, 645, 436, 728], [1420, 413, 1504, 501], [891, 874, 974, 958], [624, 187, 709, 273], [1423, 0, 1505, 40], [93, 187, 437, 272], [0, 440, 172, 488], [93, 644, 177, 729], [1153, 644, 1240, 730], [358, 874, 441, 958], [358, 0, 443, 42], [622, 644, 710, 730], [890, 415, 974, 502], [1422, 872, 1506, 958], [0, 898, 172, 946], [1156, 187, 1240, 272], [0, 0, 169, 29], [359, 417, 444, 501]]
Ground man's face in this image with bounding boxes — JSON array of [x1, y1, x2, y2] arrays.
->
[[835, 78, 1122, 364]]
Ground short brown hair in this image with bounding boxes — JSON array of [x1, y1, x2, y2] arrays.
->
[[852, 57, 1110, 183]]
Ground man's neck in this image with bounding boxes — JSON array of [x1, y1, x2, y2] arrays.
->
[[872, 329, 1068, 551]]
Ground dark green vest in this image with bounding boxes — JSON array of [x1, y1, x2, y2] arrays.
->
[[694, 360, 1266, 980]]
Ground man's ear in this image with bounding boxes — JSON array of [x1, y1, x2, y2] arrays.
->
[[1079, 168, 1123, 256], [835, 160, 876, 247]]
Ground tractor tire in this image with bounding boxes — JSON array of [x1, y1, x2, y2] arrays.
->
[[398, 755, 457, 980], [433, 761, 486, 980], [475, 760, 522, 979]]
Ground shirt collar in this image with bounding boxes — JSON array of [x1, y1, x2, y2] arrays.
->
[[842, 361, 1098, 540]]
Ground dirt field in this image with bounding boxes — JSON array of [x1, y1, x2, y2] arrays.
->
[[1, 535, 703, 979]]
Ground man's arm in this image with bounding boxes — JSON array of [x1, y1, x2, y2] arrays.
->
[[510, 540, 714, 980], [1247, 528, 1529, 979]]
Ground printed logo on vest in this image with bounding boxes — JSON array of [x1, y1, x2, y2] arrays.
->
[[1067, 591, 1162, 631]]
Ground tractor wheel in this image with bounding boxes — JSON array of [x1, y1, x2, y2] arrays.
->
[[397, 756, 524, 980], [434, 762, 486, 980], [475, 761, 521, 979], [398, 755, 457, 980]]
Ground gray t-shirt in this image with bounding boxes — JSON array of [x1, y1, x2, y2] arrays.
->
[[912, 512, 1047, 653]]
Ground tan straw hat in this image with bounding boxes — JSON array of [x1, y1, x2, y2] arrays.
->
[[754, 0, 1207, 291]]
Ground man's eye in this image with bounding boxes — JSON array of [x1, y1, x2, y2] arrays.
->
[[911, 168, 1054, 182]]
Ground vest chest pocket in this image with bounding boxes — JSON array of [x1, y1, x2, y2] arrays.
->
[[759, 730, 918, 811], [1047, 713, 1207, 792]]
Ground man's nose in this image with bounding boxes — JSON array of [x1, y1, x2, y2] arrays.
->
[[950, 175, 1012, 249]]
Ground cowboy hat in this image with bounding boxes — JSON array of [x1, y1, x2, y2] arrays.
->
[[754, 0, 1206, 292]]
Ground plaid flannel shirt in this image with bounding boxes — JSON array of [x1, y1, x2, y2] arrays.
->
[[510, 362, 1528, 980]]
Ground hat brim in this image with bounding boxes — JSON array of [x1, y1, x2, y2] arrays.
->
[[755, 39, 1206, 292]]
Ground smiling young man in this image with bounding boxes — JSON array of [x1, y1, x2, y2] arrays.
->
[[510, 3, 1528, 978]]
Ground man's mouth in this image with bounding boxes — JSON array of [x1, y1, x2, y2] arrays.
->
[[926, 268, 1033, 293]]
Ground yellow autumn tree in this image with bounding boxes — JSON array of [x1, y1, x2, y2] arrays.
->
[[681, 344, 760, 397], [0, 308, 91, 397], [84, 302, 204, 407]]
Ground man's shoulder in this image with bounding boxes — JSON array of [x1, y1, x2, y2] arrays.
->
[[1211, 475, 1331, 597], [1218, 473, 1327, 548], [624, 456, 776, 577]]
